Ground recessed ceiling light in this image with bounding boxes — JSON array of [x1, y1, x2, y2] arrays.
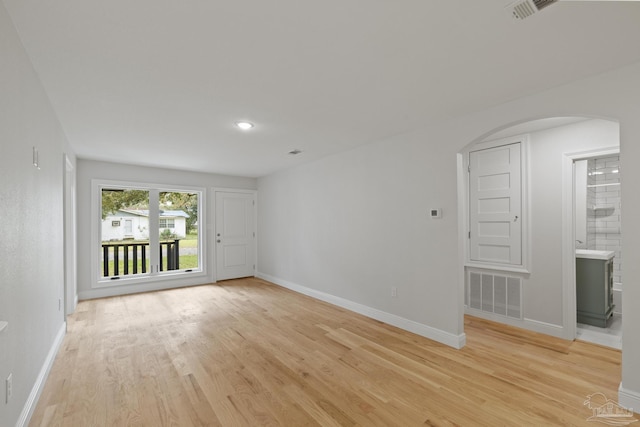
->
[[235, 121, 254, 130], [288, 149, 302, 155]]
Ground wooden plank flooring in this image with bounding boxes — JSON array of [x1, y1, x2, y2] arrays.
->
[[30, 278, 626, 426]]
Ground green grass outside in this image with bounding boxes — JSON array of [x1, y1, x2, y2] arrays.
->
[[178, 232, 199, 248], [101, 232, 199, 248]]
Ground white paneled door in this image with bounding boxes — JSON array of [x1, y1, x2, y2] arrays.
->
[[469, 143, 522, 265], [215, 191, 256, 280]]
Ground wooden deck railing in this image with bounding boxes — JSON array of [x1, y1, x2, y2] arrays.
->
[[101, 239, 180, 278]]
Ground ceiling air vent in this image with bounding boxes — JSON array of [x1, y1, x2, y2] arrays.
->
[[506, 0, 557, 20]]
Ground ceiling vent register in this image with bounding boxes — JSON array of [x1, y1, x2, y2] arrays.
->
[[506, 0, 558, 20]]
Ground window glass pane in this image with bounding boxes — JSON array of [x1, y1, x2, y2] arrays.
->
[[159, 191, 199, 271], [101, 188, 150, 278]]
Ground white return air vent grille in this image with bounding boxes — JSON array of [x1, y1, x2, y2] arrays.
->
[[467, 271, 522, 319], [506, 0, 558, 20]]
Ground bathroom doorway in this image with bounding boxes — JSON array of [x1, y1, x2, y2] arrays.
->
[[573, 153, 622, 349]]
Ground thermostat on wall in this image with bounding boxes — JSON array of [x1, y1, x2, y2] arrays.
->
[[430, 208, 442, 219]]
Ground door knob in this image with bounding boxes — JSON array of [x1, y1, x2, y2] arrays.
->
[[217, 239, 221, 243]]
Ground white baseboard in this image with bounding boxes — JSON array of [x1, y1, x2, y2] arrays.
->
[[619, 383, 640, 413], [522, 318, 566, 339], [464, 306, 567, 339], [78, 276, 208, 300], [17, 321, 66, 427], [256, 272, 466, 349]]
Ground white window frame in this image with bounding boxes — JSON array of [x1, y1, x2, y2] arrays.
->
[[463, 135, 531, 274], [159, 218, 175, 229], [91, 179, 206, 288]]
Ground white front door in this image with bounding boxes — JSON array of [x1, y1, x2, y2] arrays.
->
[[469, 143, 522, 265], [215, 191, 256, 280]]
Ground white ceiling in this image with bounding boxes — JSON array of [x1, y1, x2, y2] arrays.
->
[[4, 1, 640, 177]]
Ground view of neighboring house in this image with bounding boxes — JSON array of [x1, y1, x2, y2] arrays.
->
[[102, 209, 189, 241]]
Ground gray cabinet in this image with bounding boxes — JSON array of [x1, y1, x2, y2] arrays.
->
[[576, 253, 614, 327]]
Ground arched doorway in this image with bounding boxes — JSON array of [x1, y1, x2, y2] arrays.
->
[[457, 116, 621, 344]]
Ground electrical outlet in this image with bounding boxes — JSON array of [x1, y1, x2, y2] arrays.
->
[[391, 286, 398, 297], [6, 373, 12, 403]]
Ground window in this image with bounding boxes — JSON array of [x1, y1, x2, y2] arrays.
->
[[93, 180, 205, 286], [159, 218, 175, 229]]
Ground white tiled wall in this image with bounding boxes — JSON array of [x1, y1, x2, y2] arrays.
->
[[587, 156, 622, 285]]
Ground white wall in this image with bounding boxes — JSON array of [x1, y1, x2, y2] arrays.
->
[[76, 159, 257, 300], [257, 61, 640, 408], [258, 120, 465, 346], [526, 119, 619, 326], [0, 3, 71, 426]]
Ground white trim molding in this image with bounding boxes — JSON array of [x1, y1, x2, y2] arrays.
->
[[17, 322, 66, 427], [257, 272, 466, 350], [463, 307, 566, 339], [78, 275, 210, 300], [618, 383, 640, 413], [561, 146, 620, 341]]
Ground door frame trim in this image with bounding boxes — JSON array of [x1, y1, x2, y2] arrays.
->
[[561, 146, 619, 340], [212, 188, 258, 282], [63, 154, 78, 315]]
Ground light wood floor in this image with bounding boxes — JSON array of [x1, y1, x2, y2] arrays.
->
[[30, 278, 625, 426]]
